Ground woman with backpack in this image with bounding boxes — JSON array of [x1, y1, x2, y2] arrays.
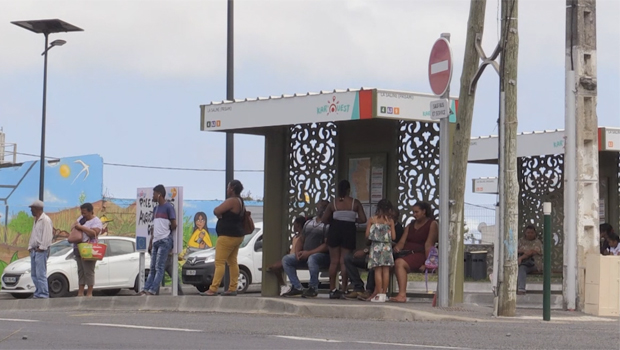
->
[[390, 201, 438, 303], [364, 199, 396, 302], [204, 180, 247, 296]]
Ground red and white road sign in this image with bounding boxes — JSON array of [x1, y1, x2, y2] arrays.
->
[[428, 37, 453, 96]]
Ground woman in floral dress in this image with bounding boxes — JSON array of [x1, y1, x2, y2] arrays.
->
[[365, 199, 396, 302]]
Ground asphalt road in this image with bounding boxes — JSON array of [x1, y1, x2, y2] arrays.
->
[[0, 309, 617, 350]]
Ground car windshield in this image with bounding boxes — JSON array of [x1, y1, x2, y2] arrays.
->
[[239, 228, 261, 248], [49, 240, 73, 257]]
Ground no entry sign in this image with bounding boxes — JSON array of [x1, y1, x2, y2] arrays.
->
[[428, 37, 453, 96]]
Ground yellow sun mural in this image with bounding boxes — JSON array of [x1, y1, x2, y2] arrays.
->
[[59, 164, 71, 178]]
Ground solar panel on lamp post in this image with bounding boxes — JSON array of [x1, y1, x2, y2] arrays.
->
[[11, 19, 83, 201]]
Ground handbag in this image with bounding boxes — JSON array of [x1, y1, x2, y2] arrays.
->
[[238, 198, 255, 235], [68, 216, 89, 243], [68, 227, 83, 244], [77, 242, 107, 261]]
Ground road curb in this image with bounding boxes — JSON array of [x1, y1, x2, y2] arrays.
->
[[0, 296, 483, 322]]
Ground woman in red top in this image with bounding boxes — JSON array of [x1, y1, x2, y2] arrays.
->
[[390, 201, 438, 303]]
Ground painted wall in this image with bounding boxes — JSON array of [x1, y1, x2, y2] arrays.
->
[[0, 154, 104, 274], [0, 154, 263, 276]]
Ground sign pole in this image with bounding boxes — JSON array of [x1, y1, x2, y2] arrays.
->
[[437, 33, 451, 308], [428, 32, 453, 308], [543, 202, 552, 321], [139, 252, 145, 292], [172, 254, 178, 296]]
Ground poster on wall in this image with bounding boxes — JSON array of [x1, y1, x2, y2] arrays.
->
[[135, 186, 184, 253], [349, 158, 371, 203]]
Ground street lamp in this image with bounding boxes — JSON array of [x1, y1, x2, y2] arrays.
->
[[11, 19, 83, 201]]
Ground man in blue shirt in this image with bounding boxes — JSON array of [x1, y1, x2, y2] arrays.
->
[[139, 185, 177, 296]]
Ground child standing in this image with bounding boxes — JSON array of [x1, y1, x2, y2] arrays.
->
[[365, 199, 396, 302]]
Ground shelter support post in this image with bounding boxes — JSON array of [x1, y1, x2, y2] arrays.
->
[[261, 127, 289, 297]]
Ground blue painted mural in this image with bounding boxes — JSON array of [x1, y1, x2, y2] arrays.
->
[[0, 154, 263, 276]]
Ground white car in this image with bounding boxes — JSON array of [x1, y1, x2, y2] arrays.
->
[[182, 222, 329, 293], [1, 236, 150, 298]]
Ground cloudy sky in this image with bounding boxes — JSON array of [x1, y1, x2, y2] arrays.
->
[[1, 0, 618, 204]]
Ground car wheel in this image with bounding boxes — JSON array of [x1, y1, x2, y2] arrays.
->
[[195, 285, 208, 293], [102, 289, 121, 296], [237, 269, 250, 293], [48, 274, 69, 298], [11, 293, 33, 299]]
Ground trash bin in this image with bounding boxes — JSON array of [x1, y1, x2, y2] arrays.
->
[[464, 252, 472, 278], [470, 250, 488, 281]]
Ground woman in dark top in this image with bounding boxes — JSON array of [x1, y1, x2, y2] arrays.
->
[[322, 180, 367, 299], [390, 201, 438, 303], [204, 180, 246, 296]]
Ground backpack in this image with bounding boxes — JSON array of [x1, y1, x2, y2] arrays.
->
[[424, 245, 439, 293], [425, 246, 439, 270]]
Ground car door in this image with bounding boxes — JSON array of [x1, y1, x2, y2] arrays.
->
[[105, 239, 138, 288], [252, 233, 263, 284], [94, 241, 110, 288]]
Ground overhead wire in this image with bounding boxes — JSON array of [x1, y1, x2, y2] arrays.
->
[[13, 151, 264, 173]]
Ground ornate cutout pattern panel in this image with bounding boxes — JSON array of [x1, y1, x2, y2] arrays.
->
[[397, 121, 440, 226], [288, 122, 337, 243], [518, 154, 565, 272]]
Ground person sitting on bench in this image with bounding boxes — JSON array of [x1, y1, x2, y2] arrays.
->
[[281, 200, 330, 298], [390, 202, 438, 303], [344, 208, 404, 301], [268, 216, 308, 294], [517, 225, 543, 295]]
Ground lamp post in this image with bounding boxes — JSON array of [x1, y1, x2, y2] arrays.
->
[[11, 19, 83, 201]]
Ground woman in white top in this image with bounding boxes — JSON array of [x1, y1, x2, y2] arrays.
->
[[72, 202, 103, 297], [322, 180, 367, 299]]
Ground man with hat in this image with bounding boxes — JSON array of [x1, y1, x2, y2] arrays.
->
[[28, 200, 54, 298]]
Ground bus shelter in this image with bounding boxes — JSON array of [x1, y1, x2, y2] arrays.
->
[[468, 127, 620, 274], [200, 88, 458, 296]]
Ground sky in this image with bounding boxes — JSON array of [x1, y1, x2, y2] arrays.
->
[[1, 0, 619, 205]]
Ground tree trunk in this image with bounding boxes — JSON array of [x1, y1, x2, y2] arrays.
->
[[498, 0, 519, 317], [448, 0, 487, 305]]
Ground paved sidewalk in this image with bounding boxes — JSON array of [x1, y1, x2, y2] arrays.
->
[[1, 292, 616, 324]]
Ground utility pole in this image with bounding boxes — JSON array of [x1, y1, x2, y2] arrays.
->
[[497, 0, 519, 317], [448, 0, 487, 306], [225, 0, 235, 188], [563, 0, 599, 311], [224, 0, 235, 289]]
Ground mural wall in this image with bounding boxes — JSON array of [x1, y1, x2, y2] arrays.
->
[[0, 154, 104, 274], [0, 154, 263, 276]]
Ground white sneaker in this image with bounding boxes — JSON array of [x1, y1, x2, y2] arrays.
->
[[370, 294, 387, 303], [280, 285, 291, 296]]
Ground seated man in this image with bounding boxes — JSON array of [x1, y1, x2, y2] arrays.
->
[[343, 208, 404, 301], [281, 200, 330, 298], [517, 225, 543, 295], [267, 216, 308, 294]]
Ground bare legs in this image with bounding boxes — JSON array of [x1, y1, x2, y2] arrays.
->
[[77, 284, 94, 297], [389, 258, 410, 302], [268, 261, 285, 286], [366, 266, 391, 301], [328, 246, 341, 290], [339, 248, 350, 292]]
